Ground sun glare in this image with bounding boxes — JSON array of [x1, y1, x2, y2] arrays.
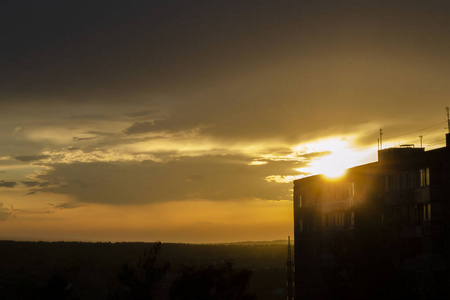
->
[[294, 137, 375, 178], [316, 153, 349, 178]]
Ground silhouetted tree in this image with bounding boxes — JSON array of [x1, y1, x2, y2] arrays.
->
[[169, 261, 256, 300], [41, 272, 74, 300], [112, 242, 169, 300]]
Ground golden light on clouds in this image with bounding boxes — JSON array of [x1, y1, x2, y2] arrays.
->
[[2, 0, 450, 243], [249, 161, 267, 166], [39, 149, 153, 164], [265, 175, 299, 183], [294, 137, 377, 178]]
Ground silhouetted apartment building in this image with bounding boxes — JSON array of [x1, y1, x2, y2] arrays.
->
[[293, 134, 450, 300]]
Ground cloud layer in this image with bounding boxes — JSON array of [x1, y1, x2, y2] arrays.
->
[[37, 155, 303, 204], [1, 0, 449, 242]]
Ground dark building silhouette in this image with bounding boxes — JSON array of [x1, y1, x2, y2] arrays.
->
[[293, 134, 450, 300]]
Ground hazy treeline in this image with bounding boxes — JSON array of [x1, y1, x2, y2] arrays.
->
[[0, 240, 288, 300]]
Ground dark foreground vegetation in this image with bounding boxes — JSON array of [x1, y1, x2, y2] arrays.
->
[[0, 240, 288, 300]]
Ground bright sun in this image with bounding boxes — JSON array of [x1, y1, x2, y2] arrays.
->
[[294, 137, 373, 178], [315, 152, 350, 178]]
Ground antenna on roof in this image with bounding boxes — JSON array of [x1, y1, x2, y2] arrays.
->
[[446, 106, 450, 134], [286, 236, 293, 300], [379, 129, 383, 150], [419, 135, 423, 148]]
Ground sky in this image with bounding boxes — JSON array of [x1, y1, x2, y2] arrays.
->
[[1, 0, 450, 243]]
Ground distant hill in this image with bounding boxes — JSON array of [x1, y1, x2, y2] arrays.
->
[[224, 239, 290, 246], [0, 240, 288, 300]]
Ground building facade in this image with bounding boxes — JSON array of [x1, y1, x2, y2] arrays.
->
[[293, 135, 450, 300]]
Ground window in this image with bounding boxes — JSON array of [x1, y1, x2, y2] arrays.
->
[[416, 205, 423, 221], [349, 182, 355, 197], [416, 203, 431, 221], [424, 203, 431, 221], [294, 194, 303, 208], [334, 213, 345, 227], [384, 174, 411, 191], [420, 168, 430, 187], [384, 175, 397, 191]]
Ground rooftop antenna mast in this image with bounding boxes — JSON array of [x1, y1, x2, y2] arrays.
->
[[447, 106, 450, 134], [286, 236, 293, 300], [379, 129, 383, 150]]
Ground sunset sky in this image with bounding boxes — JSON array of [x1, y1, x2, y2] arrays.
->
[[1, 0, 450, 243]]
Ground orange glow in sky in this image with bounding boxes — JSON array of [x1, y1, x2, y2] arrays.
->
[[1, 0, 450, 243], [294, 137, 377, 178]]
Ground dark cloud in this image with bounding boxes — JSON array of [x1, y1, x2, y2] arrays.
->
[[124, 117, 201, 135], [0, 181, 17, 188], [1, 0, 449, 145], [21, 181, 40, 187], [84, 131, 114, 136], [124, 110, 158, 119], [22, 181, 50, 188], [66, 114, 112, 120], [15, 155, 50, 162], [39, 155, 306, 205], [0, 0, 309, 100], [73, 136, 98, 141], [50, 202, 83, 209], [22, 180, 49, 195], [124, 122, 155, 135]]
